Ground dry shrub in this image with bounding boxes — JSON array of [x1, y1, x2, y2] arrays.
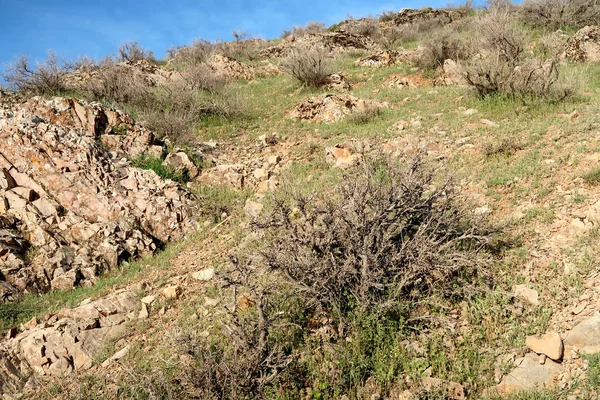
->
[[520, 0, 600, 30], [79, 58, 152, 105], [463, 11, 575, 101], [378, 10, 397, 22], [179, 62, 227, 93], [118, 41, 155, 63], [348, 105, 381, 125], [291, 21, 326, 37], [538, 31, 570, 58], [174, 260, 297, 399], [280, 46, 332, 87], [346, 18, 381, 38], [3, 52, 79, 95], [416, 24, 474, 70], [172, 39, 215, 66], [254, 155, 492, 332]]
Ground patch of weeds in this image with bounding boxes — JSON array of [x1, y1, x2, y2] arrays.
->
[[583, 166, 600, 185], [587, 353, 600, 389], [130, 153, 190, 183], [110, 124, 130, 135], [347, 106, 382, 125], [192, 183, 252, 223]]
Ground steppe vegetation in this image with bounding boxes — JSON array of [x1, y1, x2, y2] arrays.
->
[[4, 0, 600, 399]]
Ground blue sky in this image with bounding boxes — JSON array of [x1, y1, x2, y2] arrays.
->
[[0, 0, 483, 71]]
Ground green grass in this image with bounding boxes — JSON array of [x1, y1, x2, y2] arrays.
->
[[583, 166, 600, 185], [130, 153, 190, 183]]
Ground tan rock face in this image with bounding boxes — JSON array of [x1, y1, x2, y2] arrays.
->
[[526, 332, 564, 361], [0, 96, 197, 298], [565, 26, 600, 62], [0, 289, 138, 395]]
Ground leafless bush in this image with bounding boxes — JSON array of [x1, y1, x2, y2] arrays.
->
[[378, 10, 397, 22], [416, 26, 474, 70], [174, 39, 215, 66], [463, 11, 575, 101], [520, 0, 600, 30], [280, 46, 332, 87], [179, 63, 227, 93], [291, 21, 326, 37], [175, 259, 296, 399], [346, 18, 381, 38], [254, 155, 492, 333], [348, 105, 381, 125], [78, 58, 152, 105], [3, 52, 78, 95], [118, 41, 155, 63]]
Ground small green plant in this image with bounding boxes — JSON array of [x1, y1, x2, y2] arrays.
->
[[583, 166, 600, 185], [130, 153, 189, 183]]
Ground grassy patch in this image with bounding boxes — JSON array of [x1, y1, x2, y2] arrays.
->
[[130, 153, 190, 183]]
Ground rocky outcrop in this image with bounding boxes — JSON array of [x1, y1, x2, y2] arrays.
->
[[391, 8, 463, 26], [0, 289, 138, 395], [288, 94, 387, 124], [207, 54, 257, 80], [565, 26, 600, 62], [0, 96, 196, 298], [260, 32, 380, 58]]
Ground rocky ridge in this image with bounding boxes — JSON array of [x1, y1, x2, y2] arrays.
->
[[0, 96, 197, 300]]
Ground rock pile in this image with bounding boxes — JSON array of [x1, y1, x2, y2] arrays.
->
[[0, 96, 196, 299], [391, 8, 462, 26], [0, 289, 138, 395], [565, 26, 600, 62], [260, 31, 380, 58], [288, 94, 387, 123]]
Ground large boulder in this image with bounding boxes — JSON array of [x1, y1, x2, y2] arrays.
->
[[565, 26, 600, 62], [0, 96, 197, 297]]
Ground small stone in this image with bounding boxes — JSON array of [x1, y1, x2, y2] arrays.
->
[[192, 268, 215, 281], [514, 285, 540, 305], [480, 118, 499, 128], [463, 108, 478, 116], [141, 295, 156, 305], [526, 332, 564, 361], [205, 297, 219, 307], [539, 354, 547, 365], [162, 285, 182, 300], [101, 345, 130, 367]]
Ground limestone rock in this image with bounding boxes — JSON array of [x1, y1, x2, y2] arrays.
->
[[0, 96, 197, 300], [162, 285, 182, 300], [494, 353, 562, 394], [192, 268, 215, 281], [288, 94, 387, 124], [514, 284, 540, 305], [526, 332, 563, 361], [565, 26, 600, 62]]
